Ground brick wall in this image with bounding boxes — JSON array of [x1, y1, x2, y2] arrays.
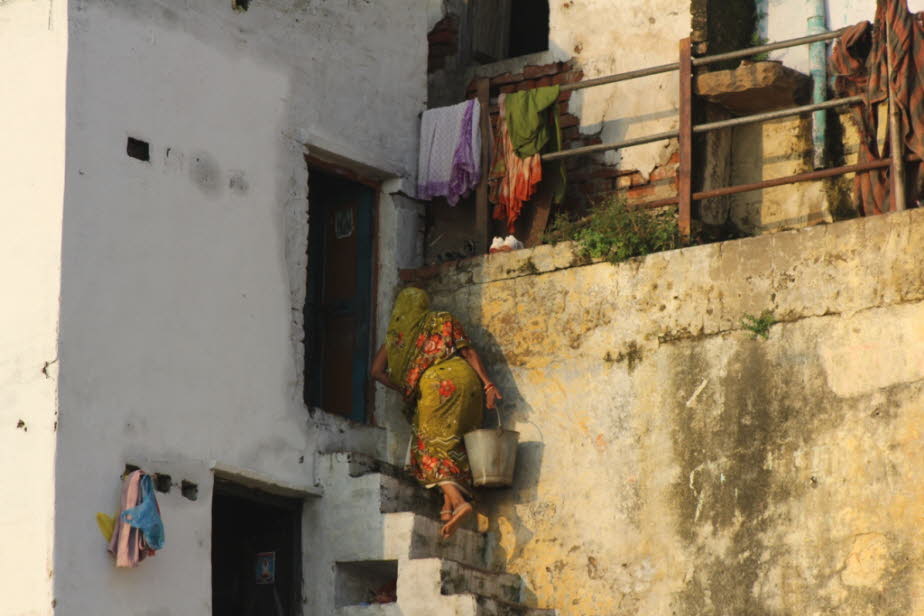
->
[[428, 16, 458, 74], [465, 61, 681, 220]]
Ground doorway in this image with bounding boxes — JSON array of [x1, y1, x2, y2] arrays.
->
[[304, 168, 376, 422], [211, 479, 303, 616]]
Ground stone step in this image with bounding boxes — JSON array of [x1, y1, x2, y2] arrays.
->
[[398, 558, 522, 605], [438, 559, 523, 604], [475, 596, 557, 616], [335, 603, 401, 616], [384, 512, 488, 570], [344, 452, 480, 532]]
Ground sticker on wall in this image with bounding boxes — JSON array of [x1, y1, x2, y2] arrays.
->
[[334, 207, 354, 239], [255, 551, 276, 585]]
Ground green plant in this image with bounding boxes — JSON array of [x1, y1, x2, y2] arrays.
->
[[741, 310, 775, 339], [749, 31, 770, 62], [544, 195, 681, 264]]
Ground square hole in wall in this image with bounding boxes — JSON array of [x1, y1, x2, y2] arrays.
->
[[126, 137, 150, 162], [335, 561, 398, 607], [153, 474, 172, 493], [232, 0, 250, 11]]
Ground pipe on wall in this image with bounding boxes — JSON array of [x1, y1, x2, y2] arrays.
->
[[808, 0, 828, 169]]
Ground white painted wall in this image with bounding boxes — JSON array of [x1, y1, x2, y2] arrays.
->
[[0, 1, 67, 614], [549, 0, 691, 177], [52, 1, 426, 614], [759, 0, 924, 74]]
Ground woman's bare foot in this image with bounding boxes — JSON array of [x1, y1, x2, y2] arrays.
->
[[440, 494, 452, 522], [440, 502, 473, 539]]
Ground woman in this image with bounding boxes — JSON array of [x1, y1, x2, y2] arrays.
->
[[371, 287, 502, 538]]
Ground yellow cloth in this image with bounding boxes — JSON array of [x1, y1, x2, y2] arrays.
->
[[96, 512, 116, 542]]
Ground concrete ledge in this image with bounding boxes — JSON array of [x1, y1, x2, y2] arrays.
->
[[210, 462, 323, 498]]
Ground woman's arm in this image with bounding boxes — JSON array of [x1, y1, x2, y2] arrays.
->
[[458, 347, 503, 408], [371, 344, 402, 393]]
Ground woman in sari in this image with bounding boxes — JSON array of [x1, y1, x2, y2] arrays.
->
[[371, 287, 502, 538]]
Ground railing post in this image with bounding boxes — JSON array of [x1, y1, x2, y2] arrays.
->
[[885, 22, 907, 212], [678, 37, 693, 238], [475, 78, 492, 253]]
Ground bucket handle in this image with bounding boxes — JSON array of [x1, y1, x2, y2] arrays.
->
[[491, 399, 504, 434]]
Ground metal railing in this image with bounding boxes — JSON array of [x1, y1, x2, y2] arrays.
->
[[470, 26, 909, 248]]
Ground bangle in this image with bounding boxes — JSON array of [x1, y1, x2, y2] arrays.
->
[[484, 383, 496, 392]]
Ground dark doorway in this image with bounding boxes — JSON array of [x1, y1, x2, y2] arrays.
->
[[211, 479, 303, 616], [304, 168, 376, 422], [508, 0, 550, 58]]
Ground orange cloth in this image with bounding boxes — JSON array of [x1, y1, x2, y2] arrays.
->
[[488, 94, 542, 233]]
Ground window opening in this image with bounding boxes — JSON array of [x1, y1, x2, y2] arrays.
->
[[508, 0, 550, 58]]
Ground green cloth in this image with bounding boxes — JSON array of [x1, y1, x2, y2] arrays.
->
[[504, 85, 566, 203]]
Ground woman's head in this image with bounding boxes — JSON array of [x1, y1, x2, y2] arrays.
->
[[391, 287, 430, 324]]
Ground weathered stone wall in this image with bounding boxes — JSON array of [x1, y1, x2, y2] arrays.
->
[[398, 210, 924, 615]]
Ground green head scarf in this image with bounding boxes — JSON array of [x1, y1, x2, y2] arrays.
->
[[386, 288, 432, 392]]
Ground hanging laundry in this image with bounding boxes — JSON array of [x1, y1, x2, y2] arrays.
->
[[107, 470, 165, 567], [489, 87, 567, 233], [417, 99, 482, 205], [489, 94, 544, 233], [505, 85, 566, 204], [830, 0, 924, 214]]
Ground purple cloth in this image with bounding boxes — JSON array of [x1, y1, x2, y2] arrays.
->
[[417, 100, 481, 205]]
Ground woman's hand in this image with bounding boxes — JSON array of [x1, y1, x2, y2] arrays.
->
[[371, 344, 402, 393], [484, 383, 503, 409]]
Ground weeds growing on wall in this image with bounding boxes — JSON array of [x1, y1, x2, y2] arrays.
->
[[544, 195, 682, 264], [741, 310, 775, 339]]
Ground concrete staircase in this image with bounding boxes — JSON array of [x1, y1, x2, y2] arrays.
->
[[305, 452, 554, 615]]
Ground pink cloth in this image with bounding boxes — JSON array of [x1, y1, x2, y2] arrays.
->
[[107, 470, 149, 567]]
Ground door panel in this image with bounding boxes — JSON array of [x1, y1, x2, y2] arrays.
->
[[305, 171, 374, 422]]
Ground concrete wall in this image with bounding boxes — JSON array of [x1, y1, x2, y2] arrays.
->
[[0, 2, 68, 614], [430, 0, 691, 178], [53, 1, 425, 614], [408, 210, 924, 615], [759, 0, 924, 74]]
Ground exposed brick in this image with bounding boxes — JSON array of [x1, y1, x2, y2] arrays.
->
[[428, 43, 454, 57], [429, 30, 455, 46], [499, 85, 515, 94], [629, 172, 647, 187], [559, 113, 579, 128], [491, 72, 519, 86], [522, 62, 562, 79], [649, 164, 678, 182], [591, 166, 626, 179], [536, 76, 554, 88], [561, 125, 581, 142], [617, 176, 633, 189], [627, 185, 656, 200]]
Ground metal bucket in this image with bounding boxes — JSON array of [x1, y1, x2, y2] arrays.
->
[[464, 405, 519, 488]]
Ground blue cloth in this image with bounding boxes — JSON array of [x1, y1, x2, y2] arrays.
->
[[120, 474, 165, 550]]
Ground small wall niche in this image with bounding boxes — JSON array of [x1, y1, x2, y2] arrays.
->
[[232, 0, 250, 11], [153, 474, 172, 493], [181, 480, 199, 501], [126, 137, 150, 162], [335, 560, 398, 607]]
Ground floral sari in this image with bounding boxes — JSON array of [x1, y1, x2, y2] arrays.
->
[[386, 288, 483, 496]]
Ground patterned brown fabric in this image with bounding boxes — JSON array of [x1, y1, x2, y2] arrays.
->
[[830, 0, 924, 215]]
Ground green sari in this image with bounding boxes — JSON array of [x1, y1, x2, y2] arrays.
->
[[386, 288, 483, 496]]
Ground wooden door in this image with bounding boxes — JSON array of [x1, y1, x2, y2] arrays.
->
[[305, 171, 374, 422]]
